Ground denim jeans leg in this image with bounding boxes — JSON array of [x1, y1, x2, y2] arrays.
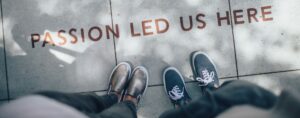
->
[[36, 91, 118, 114], [160, 80, 277, 118], [95, 101, 137, 118]]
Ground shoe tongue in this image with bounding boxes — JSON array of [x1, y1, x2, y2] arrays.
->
[[200, 67, 208, 74]]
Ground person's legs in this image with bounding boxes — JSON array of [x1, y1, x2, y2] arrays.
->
[[160, 52, 277, 118], [160, 80, 277, 118], [93, 66, 149, 118], [36, 91, 118, 114], [92, 101, 137, 118], [37, 62, 133, 117]]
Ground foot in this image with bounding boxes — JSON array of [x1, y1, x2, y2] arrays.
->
[[191, 51, 219, 91], [163, 67, 191, 108], [107, 62, 132, 102], [124, 66, 149, 107]]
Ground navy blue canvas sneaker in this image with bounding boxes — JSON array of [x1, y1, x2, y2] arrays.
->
[[191, 51, 219, 93], [163, 67, 191, 107]]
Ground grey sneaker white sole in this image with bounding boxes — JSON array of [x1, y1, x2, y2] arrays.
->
[[163, 67, 187, 97], [191, 51, 218, 79]]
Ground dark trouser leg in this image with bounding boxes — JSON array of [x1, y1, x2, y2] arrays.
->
[[36, 91, 118, 114], [160, 80, 277, 118], [90, 101, 137, 118]]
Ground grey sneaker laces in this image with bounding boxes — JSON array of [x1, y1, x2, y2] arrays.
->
[[196, 68, 215, 86]]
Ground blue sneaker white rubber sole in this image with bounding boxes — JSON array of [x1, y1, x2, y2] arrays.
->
[[163, 67, 191, 107], [190, 51, 219, 93]]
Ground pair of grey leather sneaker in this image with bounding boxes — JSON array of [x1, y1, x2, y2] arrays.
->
[[107, 62, 149, 105]]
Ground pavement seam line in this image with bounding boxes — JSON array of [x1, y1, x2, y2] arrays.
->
[[109, 0, 118, 65], [227, 0, 240, 79], [0, 0, 10, 100]]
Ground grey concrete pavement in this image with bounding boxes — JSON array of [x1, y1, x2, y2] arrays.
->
[[0, 2, 7, 99], [2, 0, 116, 98], [0, 0, 300, 117], [231, 0, 300, 75]]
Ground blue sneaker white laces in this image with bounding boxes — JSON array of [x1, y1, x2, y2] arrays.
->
[[196, 68, 215, 86], [168, 85, 184, 100]]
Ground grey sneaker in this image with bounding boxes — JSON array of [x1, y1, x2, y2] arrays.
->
[[163, 67, 191, 107], [124, 66, 149, 105], [107, 62, 132, 101], [191, 51, 219, 93]]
